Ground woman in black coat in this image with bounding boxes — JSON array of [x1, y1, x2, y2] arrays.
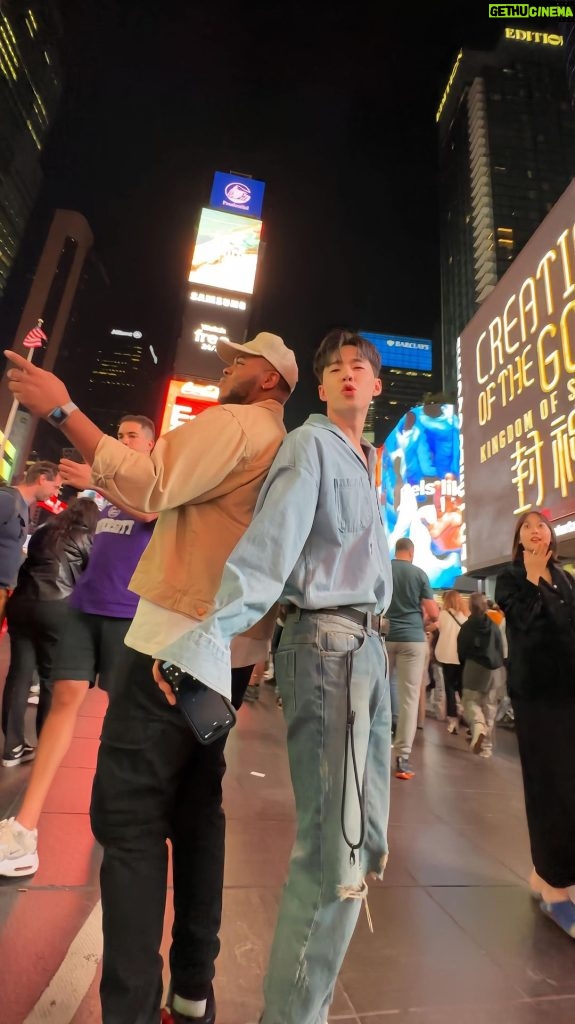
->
[[1, 498, 99, 767], [495, 509, 575, 939]]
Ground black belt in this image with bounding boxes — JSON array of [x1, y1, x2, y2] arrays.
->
[[286, 605, 389, 637]]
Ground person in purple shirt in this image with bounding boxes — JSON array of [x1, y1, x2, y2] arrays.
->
[[0, 415, 156, 879]]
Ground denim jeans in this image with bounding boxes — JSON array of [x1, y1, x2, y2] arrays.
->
[[90, 647, 252, 1024], [262, 610, 391, 1024]]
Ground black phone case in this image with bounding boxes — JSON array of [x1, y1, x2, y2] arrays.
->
[[159, 663, 236, 745]]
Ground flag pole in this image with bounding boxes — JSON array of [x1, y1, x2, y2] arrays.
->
[[0, 320, 46, 470]]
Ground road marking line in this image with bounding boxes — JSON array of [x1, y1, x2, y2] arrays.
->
[[23, 900, 103, 1023]]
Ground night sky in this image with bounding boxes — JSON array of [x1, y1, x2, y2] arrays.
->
[[4, 2, 519, 427]]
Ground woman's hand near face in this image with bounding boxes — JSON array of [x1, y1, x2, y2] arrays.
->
[[523, 540, 552, 585]]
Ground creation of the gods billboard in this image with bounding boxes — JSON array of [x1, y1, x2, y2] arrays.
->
[[459, 179, 575, 571]]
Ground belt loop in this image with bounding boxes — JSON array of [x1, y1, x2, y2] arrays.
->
[[292, 606, 302, 623], [366, 611, 374, 636]]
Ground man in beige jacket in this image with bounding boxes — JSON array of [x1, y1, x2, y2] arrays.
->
[[3, 332, 297, 1024]]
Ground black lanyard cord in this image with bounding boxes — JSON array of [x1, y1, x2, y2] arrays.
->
[[340, 649, 366, 866]]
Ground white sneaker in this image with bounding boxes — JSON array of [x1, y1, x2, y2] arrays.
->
[[29, 682, 40, 696], [0, 817, 39, 877]]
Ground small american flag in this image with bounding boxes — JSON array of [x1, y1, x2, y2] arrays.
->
[[22, 322, 47, 349]]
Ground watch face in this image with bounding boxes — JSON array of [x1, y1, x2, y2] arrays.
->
[[49, 407, 66, 424]]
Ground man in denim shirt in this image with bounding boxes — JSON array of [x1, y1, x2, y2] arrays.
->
[[159, 330, 393, 1024]]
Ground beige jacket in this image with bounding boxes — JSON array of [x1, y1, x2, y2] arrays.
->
[[91, 399, 286, 637]]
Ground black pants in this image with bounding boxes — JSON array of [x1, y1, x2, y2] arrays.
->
[[2, 596, 69, 753], [513, 695, 575, 888], [90, 647, 252, 1024], [441, 662, 463, 719]]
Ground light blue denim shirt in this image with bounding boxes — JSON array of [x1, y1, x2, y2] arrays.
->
[[158, 414, 393, 697]]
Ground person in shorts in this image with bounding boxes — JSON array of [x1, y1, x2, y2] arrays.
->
[[0, 415, 156, 878]]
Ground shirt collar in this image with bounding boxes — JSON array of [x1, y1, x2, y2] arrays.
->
[[304, 414, 376, 473]]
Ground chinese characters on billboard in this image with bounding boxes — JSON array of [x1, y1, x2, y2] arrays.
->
[[188, 208, 262, 296], [377, 405, 462, 588], [459, 179, 575, 571]]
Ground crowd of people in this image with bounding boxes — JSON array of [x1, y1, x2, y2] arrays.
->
[[0, 329, 573, 1024]]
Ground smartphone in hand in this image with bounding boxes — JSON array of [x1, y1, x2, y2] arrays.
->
[[158, 662, 236, 744], [61, 447, 84, 464]]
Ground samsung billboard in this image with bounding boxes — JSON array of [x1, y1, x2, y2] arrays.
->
[[174, 301, 250, 381], [360, 331, 433, 372], [377, 404, 462, 589], [210, 171, 265, 219], [459, 178, 575, 572], [188, 208, 262, 296]]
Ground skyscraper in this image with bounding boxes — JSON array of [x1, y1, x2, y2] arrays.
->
[[438, 27, 575, 393], [0, 1, 62, 301]]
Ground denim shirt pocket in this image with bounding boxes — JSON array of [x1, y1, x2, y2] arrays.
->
[[334, 477, 374, 533]]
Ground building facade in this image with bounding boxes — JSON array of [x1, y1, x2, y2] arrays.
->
[[438, 27, 575, 393], [0, 0, 62, 301]]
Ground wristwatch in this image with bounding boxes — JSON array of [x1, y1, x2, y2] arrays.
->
[[46, 401, 78, 428]]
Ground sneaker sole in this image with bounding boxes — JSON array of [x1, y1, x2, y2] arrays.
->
[[1, 753, 36, 768], [0, 851, 39, 877]]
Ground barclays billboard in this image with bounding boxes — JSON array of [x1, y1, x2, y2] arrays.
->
[[210, 172, 266, 219], [360, 331, 433, 372]]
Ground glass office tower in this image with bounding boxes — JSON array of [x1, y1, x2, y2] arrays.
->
[[438, 28, 575, 392]]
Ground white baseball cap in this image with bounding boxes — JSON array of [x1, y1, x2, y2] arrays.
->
[[216, 331, 298, 393]]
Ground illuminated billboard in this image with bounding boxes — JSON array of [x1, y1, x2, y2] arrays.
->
[[210, 171, 265, 219], [360, 331, 433, 372], [188, 208, 262, 296], [160, 378, 220, 435], [459, 178, 575, 571], [174, 301, 250, 381], [377, 404, 462, 589]]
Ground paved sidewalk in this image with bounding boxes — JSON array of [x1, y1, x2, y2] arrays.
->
[[1, 636, 575, 1023]]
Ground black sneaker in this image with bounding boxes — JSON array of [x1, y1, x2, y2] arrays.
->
[[2, 744, 36, 768], [395, 756, 415, 780]]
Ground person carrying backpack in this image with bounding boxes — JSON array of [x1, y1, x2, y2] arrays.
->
[[457, 592, 504, 758]]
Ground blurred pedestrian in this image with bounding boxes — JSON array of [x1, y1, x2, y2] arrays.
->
[[0, 416, 156, 880], [457, 592, 504, 758], [435, 589, 467, 734], [1, 497, 98, 768], [0, 461, 61, 623], [386, 537, 438, 778]]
